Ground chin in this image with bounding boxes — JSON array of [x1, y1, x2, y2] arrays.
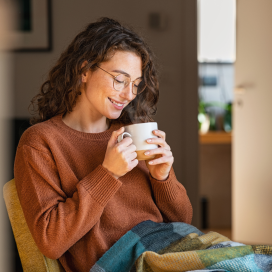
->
[[106, 111, 123, 120]]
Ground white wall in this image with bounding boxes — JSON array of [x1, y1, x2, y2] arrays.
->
[[198, 0, 236, 63]]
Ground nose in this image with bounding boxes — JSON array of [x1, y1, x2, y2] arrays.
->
[[119, 82, 135, 101]]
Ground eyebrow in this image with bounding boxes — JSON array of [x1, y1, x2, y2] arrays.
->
[[111, 69, 142, 79]]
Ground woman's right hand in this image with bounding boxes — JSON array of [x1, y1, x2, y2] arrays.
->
[[102, 127, 138, 179]]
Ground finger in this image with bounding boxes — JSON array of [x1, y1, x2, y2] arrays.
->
[[117, 136, 133, 147], [144, 148, 172, 157], [109, 127, 125, 145], [115, 138, 134, 155], [153, 130, 166, 140], [146, 137, 170, 150], [128, 151, 137, 161], [130, 158, 139, 169], [148, 155, 173, 165], [121, 144, 136, 156], [126, 144, 137, 153]]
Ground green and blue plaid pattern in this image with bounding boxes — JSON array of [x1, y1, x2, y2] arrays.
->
[[90, 220, 272, 272]]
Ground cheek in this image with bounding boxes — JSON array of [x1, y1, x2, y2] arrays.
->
[[85, 81, 103, 99], [92, 79, 113, 97], [85, 74, 116, 104]]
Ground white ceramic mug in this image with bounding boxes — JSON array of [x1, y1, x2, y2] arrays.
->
[[117, 122, 158, 161]]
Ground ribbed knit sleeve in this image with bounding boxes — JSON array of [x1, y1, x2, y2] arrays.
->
[[149, 167, 193, 224], [14, 144, 122, 260]]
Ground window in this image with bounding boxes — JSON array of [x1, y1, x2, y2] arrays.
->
[[198, 0, 236, 63]]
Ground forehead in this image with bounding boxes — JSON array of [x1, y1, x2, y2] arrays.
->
[[102, 51, 142, 78]]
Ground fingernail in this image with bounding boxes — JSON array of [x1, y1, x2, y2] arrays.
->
[[145, 151, 150, 155], [147, 139, 152, 142], [149, 161, 153, 165]]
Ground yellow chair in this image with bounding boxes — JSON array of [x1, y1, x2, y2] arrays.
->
[[3, 179, 65, 272]]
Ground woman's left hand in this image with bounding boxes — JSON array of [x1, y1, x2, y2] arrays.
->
[[145, 130, 174, 181]]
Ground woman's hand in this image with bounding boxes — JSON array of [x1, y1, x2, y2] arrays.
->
[[102, 127, 138, 179], [145, 130, 174, 181]]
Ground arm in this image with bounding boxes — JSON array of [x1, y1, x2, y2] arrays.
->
[[14, 144, 122, 259], [143, 129, 193, 224], [149, 167, 193, 224]]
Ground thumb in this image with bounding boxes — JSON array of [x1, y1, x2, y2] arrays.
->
[[108, 126, 125, 146]]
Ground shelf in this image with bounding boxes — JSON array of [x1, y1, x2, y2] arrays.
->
[[199, 131, 232, 144]]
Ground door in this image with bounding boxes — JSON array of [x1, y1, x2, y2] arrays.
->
[[233, 0, 272, 244]]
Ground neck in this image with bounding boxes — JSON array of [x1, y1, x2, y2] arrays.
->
[[62, 110, 109, 134]]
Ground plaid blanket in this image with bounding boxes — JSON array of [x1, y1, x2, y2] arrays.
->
[[90, 220, 272, 272]]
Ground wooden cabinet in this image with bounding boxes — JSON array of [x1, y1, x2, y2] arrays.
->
[[199, 131, 232, 228], [199, 131, 232, 144]]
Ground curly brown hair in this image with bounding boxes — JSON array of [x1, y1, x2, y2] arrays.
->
[[29, 17, 159, 125]]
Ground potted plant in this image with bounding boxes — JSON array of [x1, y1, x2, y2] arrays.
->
[[198, 100, 232, 133]]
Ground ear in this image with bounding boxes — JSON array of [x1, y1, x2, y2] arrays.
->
[[81, 60, 89, 83]]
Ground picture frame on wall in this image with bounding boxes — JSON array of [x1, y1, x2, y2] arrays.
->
[[13, 0, 52, 52]]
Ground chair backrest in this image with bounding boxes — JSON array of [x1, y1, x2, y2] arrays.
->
[[3, 179, 65, 272]]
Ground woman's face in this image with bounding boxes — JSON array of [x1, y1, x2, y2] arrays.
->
[[81, 50, 142, 121]]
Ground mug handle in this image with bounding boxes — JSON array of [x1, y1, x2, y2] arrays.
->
[[117, 132, 132, 143]]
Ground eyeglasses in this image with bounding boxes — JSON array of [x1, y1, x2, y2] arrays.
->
[[96, 65, 146, 95]]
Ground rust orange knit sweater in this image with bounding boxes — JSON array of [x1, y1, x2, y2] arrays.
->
[[14, 114, 193, 272]]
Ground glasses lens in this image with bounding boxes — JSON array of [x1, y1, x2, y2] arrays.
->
[[133, 79, 146, 95], [114, 74, 146, 95], [113, 74, 128, 91]]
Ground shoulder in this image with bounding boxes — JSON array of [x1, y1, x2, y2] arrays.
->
[[18, 117, 60, 152]]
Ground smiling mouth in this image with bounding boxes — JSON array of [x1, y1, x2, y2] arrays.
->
[[108, 97, 125, 107]]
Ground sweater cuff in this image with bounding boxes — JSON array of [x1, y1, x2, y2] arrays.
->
[[149, 168, 179, 202], [80, 165, 122, 206]]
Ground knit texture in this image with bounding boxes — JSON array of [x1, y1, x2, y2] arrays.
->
[[14, 114, 193, 272], [91, 220, 272, 272]]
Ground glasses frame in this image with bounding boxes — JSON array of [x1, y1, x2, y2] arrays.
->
[[96, 65, 146, 95]]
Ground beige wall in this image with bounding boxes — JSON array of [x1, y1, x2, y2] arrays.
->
[[233, 0, 272, 244]]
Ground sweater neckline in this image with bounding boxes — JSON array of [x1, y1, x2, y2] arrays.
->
[[50, 114, 120, 140]]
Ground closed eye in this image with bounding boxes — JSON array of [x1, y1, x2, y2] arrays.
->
[[115, 79, 125, 84]]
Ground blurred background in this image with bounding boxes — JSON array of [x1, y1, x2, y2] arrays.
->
[[0, 0, 271, 271]]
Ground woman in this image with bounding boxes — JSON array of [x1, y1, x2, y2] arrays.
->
[[14, 17, 192, 272]]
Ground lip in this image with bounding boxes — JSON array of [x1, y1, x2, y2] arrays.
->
[[108, 97, 126, 104], [108, 97, 126, 110]]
